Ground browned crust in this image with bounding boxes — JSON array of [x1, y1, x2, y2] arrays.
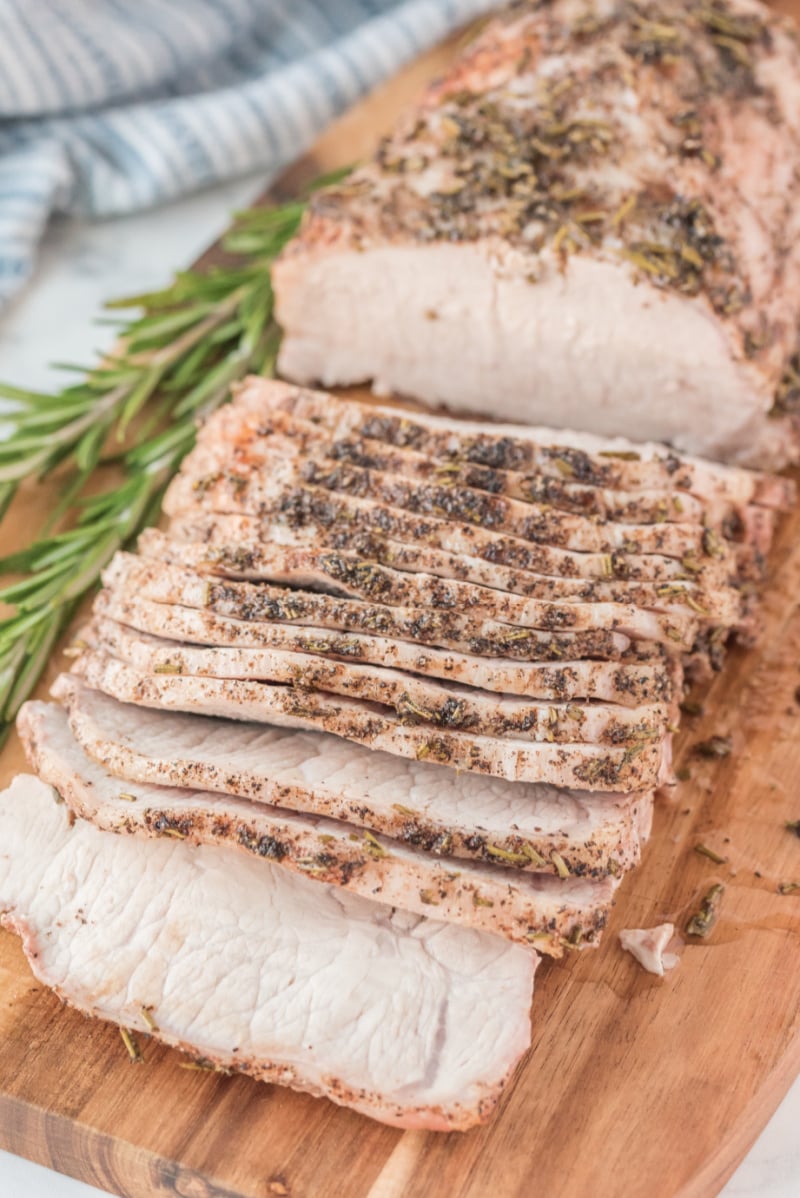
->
[[68, 651, 666, 792], [46, 681, 650, 882]]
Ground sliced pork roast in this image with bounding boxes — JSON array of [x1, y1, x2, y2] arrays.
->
[[18, 701, 619, 952], [83, 619, 671, 748], [0, 775, 535, 1129], [52, 677, 653, 880], [273, 0, 800, 467], [16, 373, 789, 1126], [93, 591, 675, 706], [68, 649, 666, 791]]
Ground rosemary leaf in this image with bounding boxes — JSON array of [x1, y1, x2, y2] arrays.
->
[[0, 172, 342, 742]]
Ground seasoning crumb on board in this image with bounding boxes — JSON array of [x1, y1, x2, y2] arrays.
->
[[620, 925, 680, 977]]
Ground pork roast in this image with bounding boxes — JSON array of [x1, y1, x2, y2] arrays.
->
[[273, 0, 800, 466]]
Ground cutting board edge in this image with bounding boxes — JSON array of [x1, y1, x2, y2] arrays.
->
[[677, 1031, 800, 1198], [0, 1090, 250, 1198]]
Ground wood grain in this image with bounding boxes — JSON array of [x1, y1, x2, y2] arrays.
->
[[1, 12, 800, 1198]]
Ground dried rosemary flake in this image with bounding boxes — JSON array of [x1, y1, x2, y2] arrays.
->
[[179, 1059, 230, 1074], [392, 804, 418, 817], [519, 843, 546, 868], [120, 1027, 144, 1064], [621, 248, 677, 280], [684, 595, 711, 617], [611, 194, 637, 226], [564, 926, 584, 950], [140, 1007, 158, 1032], [363, 830, 387, 859], [531, 136, 565, 160], [597, 449, 641, 461], [680, 243, 705, 270], [296, 859, 325, 874], [656, 584, 686, 599], [702, 528, 725, 559], [550, 450, 574, 474], [694, 735, 732, 759], [550, 185, 585, 203], [551, 851, 571, 878], [686, 883, 724, 937], [419, 888, 440, 906], [485, 843, 530, 867], [118, 792, 137, 802], [600, 554, 614, 578], [778, 881, 800, 895], [698, 5, 761, 41], [472, 892, 495, 909], [398, 696, 436, 722], [551, 225, 574, 257], [711, 33, 752, 65], [694, 843, 728, 865], [153, 662, 182, 675]]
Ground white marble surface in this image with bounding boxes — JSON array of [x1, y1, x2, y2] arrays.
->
[[0, 182, 798, 1198]]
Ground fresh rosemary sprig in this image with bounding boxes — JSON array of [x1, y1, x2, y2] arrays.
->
[[0, 171, 345, 744]]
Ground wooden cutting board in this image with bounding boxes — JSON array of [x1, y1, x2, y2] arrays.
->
[[1, 11, 800, 1197]]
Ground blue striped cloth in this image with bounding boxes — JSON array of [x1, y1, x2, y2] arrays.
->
[[0, 0, 501, 308]]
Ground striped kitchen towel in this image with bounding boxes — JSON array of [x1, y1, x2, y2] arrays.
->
[[0, 0, 502, 308]]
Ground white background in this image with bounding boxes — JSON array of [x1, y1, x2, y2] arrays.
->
[[0, 177, 798, 1198]]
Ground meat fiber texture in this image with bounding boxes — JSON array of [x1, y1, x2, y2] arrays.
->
[[68, 646, 669, 791], [83, 618, 672, 749], [51, 678, 653, 880], [18, 700, 621, 953], [273, 0, 800, 467], [42, 381, 789, 964], [168, 378, 792, 578], [67, 378, 793, 791], [0, 775, 535, 1129]]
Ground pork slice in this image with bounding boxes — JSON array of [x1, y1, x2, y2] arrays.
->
[[66, 654, 667, 791], [85, 617, 670, 747], [164, 471, 732, 587], [92, 591, 673, 706], [138, 528, 699, 648], [54, 676, 652, 878], [215, 402, 786, 559], [206, 395, 707, 524], [102, 554, 636, 663], [18, 702, 619, 951], [229, 379, 795, 509], [271, 2, 800, 469], [172, 440, 711, 561], [0, 774, 535, 1129], [160, 513, 742, 627]]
